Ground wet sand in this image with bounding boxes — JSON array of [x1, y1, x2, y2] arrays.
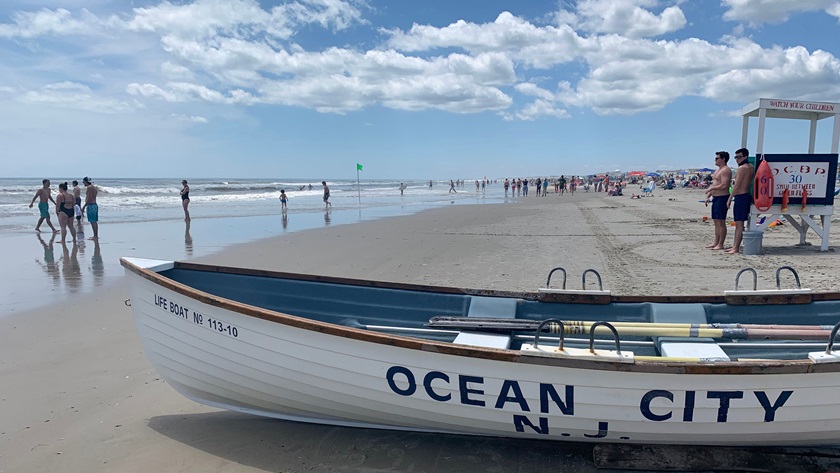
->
[[2, 188, 839, 472]]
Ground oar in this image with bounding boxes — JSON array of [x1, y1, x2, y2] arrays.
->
[[428, 317, 835, 341], [429, 316, 836, 332]]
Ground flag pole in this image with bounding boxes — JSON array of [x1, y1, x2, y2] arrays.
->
[[356, 164, 361, 205]]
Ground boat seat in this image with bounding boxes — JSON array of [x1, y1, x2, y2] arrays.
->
[[650, 303, 730, 361], [453, 331, 512, 350], [466, 296, 517, 319], [453, 296, 517, 349]]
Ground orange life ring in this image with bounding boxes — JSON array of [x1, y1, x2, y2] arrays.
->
[[754, 160, 774, 211]]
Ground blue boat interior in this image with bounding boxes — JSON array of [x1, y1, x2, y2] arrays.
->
[[162, 267, 840, 361]]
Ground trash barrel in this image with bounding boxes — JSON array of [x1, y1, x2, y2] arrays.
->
[[742, 231, 763, 255]]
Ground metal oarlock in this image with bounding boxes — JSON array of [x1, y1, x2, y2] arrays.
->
[[589, 321, 621, 355], [582, 269, 604, 291], [776, 266, 802, 290], [734, 268, 758, 291], [825, 321, 840, 354], [533, 319, 566, 351], [545, 267, 567, 290]]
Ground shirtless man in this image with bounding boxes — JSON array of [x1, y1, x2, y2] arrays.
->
[[726, 148, 754, 254], [705, 151, 732, 250], [81, 177, 99, 240], [322, 181, 331, 208], [29, 179, 57, 233]]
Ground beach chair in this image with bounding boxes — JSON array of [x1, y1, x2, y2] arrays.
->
[[642, 181, 655, 196]]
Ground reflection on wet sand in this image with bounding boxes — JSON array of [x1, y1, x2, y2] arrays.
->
[[324, 209, 331, 226], [185, 221, 193, 257], [91, 240, 104, 285], [281, 211, 288, 230], [60, 242, 82, 292], [36, 233, 60, 285]]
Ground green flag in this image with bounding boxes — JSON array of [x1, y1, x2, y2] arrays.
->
[[357, 163, 363, 171]]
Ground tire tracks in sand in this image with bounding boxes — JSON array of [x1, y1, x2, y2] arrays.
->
[[576, 202, 634, 284]]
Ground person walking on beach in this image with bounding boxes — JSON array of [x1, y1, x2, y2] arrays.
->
[[322, 181, 332, 208], [29, 179, 57, 233], [72, 180, 83, 224], [81, 177, 99, 240], [542, 178, 549, 196], [400, 182, 407, 196], [279, 189, 288, 209], [180, 180, 191, 221], [726, 148, 754, 254], [705, 151, 732, 250], [55, 182, 77, 244], [449, 180, 457, 193]]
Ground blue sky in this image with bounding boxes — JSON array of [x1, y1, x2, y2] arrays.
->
[[1, 0, 839, 179]]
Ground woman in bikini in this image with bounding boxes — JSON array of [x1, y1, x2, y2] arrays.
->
[[55, 182, 77, 244]]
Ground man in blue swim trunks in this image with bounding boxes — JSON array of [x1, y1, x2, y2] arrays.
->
[[81, 177, 99, 240], [726, 148, 754, 254], [704, 151, 732, 250], [29, 179, 58, 233]]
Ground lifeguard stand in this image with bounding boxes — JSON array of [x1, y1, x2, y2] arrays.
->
[[741, 98, 840, 251]]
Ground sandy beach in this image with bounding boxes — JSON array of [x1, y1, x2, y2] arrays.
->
[[3, 189, 840, 472]]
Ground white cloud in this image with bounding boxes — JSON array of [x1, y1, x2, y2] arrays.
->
[[0, 7, 110, 38], [127, 81, 257, 105], [1, 0, 838, 122], [515, 82, 556, 101], [19, 81, 133, 112], [503, 99, 570, 121], [171, 113, 208, 123], [565, 0, 687, 38], [722, 0, 840, 24], [126, 0, 364, 40], [702, 46, 840, 102], [161, 61, 195, 80]]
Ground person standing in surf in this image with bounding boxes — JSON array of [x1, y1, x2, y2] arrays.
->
[[55, 182, 77, 244], [81, 177, 99, 240], [180, 180, 191, 221], [72, 180, 83, 224], [29, 179, 58, 233], [322, 181, 331, 208]]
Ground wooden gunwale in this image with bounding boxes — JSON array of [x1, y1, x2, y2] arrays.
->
[[121, 258, 840, 375]]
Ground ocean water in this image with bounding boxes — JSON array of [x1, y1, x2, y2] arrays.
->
[[0, 178, 505, 314], [0, 178, 493, 232]]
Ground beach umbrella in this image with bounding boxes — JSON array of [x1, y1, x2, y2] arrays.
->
[[628, 171, 646, 176], [698, 167, 715, 172], [678, 171, 688, 175], [646, 172, 660, 177]]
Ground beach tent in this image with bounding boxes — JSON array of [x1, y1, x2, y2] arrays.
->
[[698, 167, 715, 172]]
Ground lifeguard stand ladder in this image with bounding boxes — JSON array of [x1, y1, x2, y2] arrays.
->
[[741, 98, 840, 251]]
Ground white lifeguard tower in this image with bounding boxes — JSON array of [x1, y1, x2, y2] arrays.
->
[[741, 98, 840, 251]]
